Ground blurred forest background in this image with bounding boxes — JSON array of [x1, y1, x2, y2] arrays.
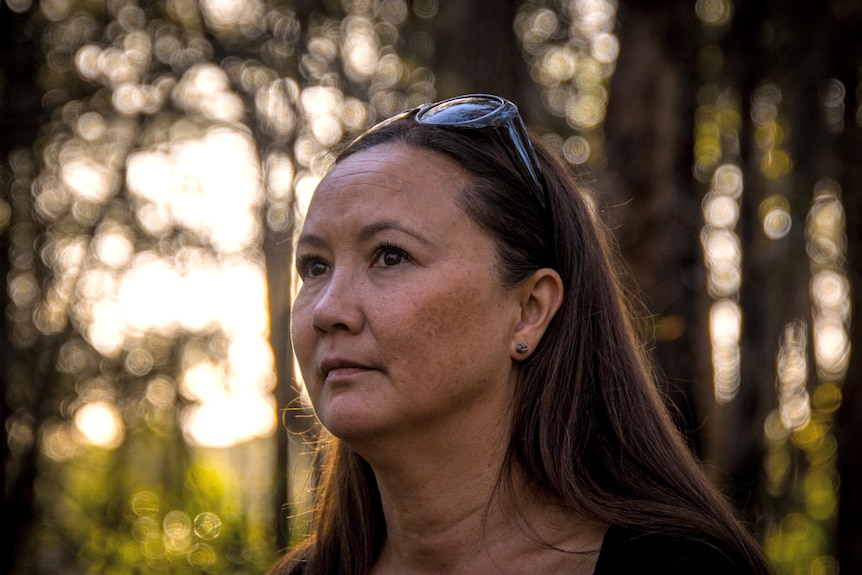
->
[[1, 0, 859, 573]]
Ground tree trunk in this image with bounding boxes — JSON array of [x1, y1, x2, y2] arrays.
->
[[833, 6, 862, 572], [428, 0, 535, 107], [601, 1, 708, 450], [0, 5, 48, 572]]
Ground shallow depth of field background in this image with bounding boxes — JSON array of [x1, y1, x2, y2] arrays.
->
[[1, 1, 860, 574]]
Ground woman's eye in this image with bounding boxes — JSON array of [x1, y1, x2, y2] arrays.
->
[[297, 257, 329, 279], [381, 250, 404, 266], [374, 245, 408, 267]]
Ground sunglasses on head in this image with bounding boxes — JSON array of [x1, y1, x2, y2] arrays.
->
[[357, 94, 550, 213]]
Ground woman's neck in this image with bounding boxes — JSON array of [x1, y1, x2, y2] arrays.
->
[[361, 433, 607, 575]]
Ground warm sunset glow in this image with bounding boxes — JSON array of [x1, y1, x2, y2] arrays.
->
[[82, 250, 277, 447], [3, 2, 854, 573], [74, 401, 125, 448], [183, 395, 277, 447], [45, 117, 280, 449], [126, 128, 262, 252]]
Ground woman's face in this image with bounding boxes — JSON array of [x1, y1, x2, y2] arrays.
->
[[291, 144, 524, 446]]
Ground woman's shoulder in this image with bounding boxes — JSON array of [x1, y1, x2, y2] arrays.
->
[[593, 524, 757, 575]]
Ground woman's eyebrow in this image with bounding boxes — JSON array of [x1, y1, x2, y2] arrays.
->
[[357, 220, 433, 246], [295, 220, 433, 251], [295, 232, 326, 250]]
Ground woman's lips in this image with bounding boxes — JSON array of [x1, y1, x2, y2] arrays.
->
[[319, 358, 375, 383]]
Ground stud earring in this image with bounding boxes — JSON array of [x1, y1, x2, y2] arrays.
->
[[515, 342, 529, 354]]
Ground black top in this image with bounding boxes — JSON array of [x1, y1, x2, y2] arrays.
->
[[279, 525, 757, 574], [594, 525, 755, 574]]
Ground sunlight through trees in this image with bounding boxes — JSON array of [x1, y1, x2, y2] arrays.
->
[[1, 1, 859, 573]]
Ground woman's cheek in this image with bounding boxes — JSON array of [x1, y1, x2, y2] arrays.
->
[[290, 303, 315, 381]]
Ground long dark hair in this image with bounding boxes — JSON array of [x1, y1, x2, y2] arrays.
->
[[269, 118, 771, 575]]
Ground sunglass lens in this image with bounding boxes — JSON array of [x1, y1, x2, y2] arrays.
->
[[417, 96, 503, 125]]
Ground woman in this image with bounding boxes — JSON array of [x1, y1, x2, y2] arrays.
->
[[270, 94, 772, 574]]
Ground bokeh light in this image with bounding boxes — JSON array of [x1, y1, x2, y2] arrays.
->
[[819, 78, 845, 134], [762, 176, 848, 574], [74, 400, 125, 448], [695, 0, 734, 27], [751, 83, 793, 181], [200, 0, 264, 36], [806, 181, 850, 383], [776, 321, 810, 431], [709, 298, 742, 403], [515, 0, 619, 166], [193, 512, 223, 539], [2, 2, 856, 574], [700, 169, 744, 401]]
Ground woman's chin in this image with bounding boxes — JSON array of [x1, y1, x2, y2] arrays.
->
[[317, 401, 389, 443]]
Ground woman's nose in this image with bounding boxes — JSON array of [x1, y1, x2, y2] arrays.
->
[[310, 269, 364, 336]]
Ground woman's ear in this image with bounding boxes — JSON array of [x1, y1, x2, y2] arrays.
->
[[510, 268, 564, 359]]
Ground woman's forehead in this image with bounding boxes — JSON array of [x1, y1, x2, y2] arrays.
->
[[312, 145, 468, 206], [302, 144, 475, 235], [335, 143, 466, 181]]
